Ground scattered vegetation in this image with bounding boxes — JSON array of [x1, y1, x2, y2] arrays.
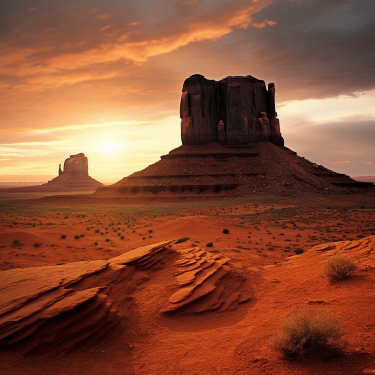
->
[[12, 240, 21, 246], [223, 229, 229, 234], [324, 254, 356, 281], [74, 235, 80, 240], [33, 243, 42, 248], [105, 238, 110, 242], [294, 248, 304, 255], [94, 242, 98, 245], [148, 229, 153, 233], [80, 234, 84, 237], [175, 237, 190, 244], [61, 235, 66, 239], [271, 308, 346, 359], [206, 242, 213, 247]]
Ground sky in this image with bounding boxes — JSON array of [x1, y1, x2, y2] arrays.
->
[[0, 0, 374, 184]]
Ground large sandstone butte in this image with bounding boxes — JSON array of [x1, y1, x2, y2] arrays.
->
[[5, 153, 103, 192], [181, 74, 284, 146], [95, 74, 374, 198]]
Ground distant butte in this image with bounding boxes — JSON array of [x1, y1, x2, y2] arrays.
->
[[5, 153, 103, 192], [95, 74, 374, 198]]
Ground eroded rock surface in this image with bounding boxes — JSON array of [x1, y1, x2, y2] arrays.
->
[[0, 240, 249, 355], [180, 74, 284, 146]]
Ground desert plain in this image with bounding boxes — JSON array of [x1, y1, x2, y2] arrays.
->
[[0, 191, 374, 375]]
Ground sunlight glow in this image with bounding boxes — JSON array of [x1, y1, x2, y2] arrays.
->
[[100, 142, 118, 155]]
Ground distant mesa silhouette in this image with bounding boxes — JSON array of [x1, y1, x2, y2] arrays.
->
[[5, 153, 103, 192], [95, 74, 374, 198]]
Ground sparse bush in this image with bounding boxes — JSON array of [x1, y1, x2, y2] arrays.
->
[[61, 235, 66, 239], [94, 242, 98, 245], [86, 227, 90, 231], [324, 254, 356, 281], [80, 234, 84, 237], [223, 229, 229, 234], [294, 248, 304, 255], [94, 229, 100, 233], [12, 240, 21, 246], [33, 243, 42, 247], [175, 237, 190, 244], [120, 236, 125, 240], [148, 229, 153, 233], [271, 308, 346, 359], [74, 235, 80, 240], [206, 242, 213, 247], [105, 238, 110, 242]]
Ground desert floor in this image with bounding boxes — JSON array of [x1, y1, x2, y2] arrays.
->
[[0, 191, 374, 375]]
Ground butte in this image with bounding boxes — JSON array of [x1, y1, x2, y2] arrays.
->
[[95, 74, 374, 198], [6, 153, 103, 192]]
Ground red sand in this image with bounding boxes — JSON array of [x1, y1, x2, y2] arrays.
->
[[0, 193, 375, 374]]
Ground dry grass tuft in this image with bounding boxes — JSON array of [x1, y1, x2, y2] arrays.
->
[[271, 308, 346, 359], [324, 254, 356, 281]]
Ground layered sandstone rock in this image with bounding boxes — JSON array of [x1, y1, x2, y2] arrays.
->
[[180, 74, 284, 146], [0, 240, 250, 354]]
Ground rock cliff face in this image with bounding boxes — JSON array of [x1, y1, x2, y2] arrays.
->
[[180, 74, 284, 146], [62, 153, 89, 175]]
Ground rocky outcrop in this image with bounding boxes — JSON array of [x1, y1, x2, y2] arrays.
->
[[0, 240, 250, 354], [180, 74, 284, 146], [162, 245, 250, 314]]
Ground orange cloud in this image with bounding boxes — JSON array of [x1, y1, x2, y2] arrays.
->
[[96, 13, 112, 20], [129, 21, 142, 26], [182, 0, 198, 5]]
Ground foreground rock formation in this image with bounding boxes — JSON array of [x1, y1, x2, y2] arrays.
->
[[181, 74, 284, 146], [96, 74, 374, 198], [4, 153, 103, 192], [0, 240, 250, 355]]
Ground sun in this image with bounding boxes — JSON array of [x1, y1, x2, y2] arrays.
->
[[100, 142, 118, 155]]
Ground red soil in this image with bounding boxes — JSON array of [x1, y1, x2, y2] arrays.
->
[[0, 193, 374, 375]]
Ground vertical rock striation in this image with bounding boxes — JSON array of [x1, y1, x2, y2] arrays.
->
[[180, 74, 284, 146]]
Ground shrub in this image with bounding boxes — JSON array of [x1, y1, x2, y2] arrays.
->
[[324, 254, 356, 281], [61, 235, 66, 239], [223, 229, 229, 234], [120, 236, 125, 240], [206, 242, 213, 247], [86, 227, 90, 231], [106, 238, 110, 242], [271, 308, 346, 359], [12, 240, 21, 246], [33, 243, 42, 247], [80, 234, 84, 237], [74, 235, 80, 240], [148, 229, 153, 233], [94, 230, 100, 233], [294, 248, 304, 255], [94, 242, 98, 245], [175, 237, 190, 244]]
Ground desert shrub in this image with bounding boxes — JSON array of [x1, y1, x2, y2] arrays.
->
[[271, 308, 346, 359], [33, 243, 42, 248], [294, 248, 304, 255], [74, 235, 80, 240], [12, 240, 21, 246], [324, 254, 356, 281], [223, 229, 229, 234], [94, 229, 100, 233], [148, 229, 153, 233], [206, 242, 213, 247], [61, 235, 66, 239], [105, 238, 110, 242], [120, 236, 125, 240], [86, 227, 90, 231], [94, 242, 98, 245], [175, 237, 190, 244], [13, 222, 18, 225]]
